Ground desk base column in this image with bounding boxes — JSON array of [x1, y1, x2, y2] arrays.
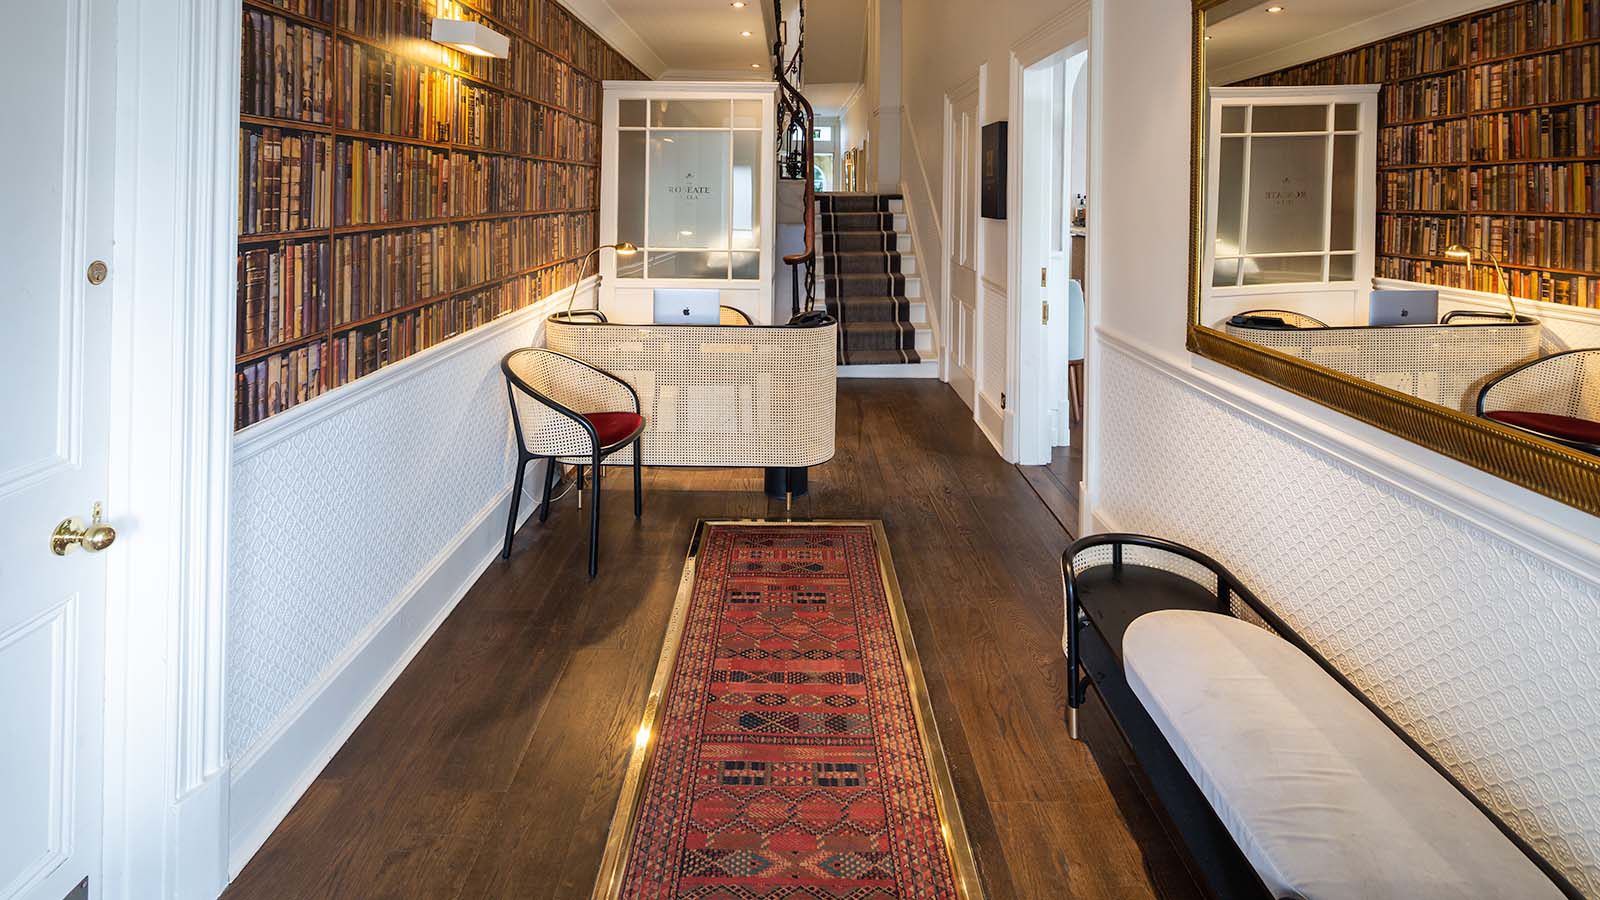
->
[[764, 466, 809, 500]]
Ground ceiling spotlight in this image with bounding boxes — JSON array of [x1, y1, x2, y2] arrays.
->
[[731, 1, 746, 6], [740, 30, 752, 37], [751, 63, 762, 68], [1266, 5, 1284, 11]]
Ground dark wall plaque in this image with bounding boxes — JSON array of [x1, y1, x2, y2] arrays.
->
[[981, 121, 1008, 220]]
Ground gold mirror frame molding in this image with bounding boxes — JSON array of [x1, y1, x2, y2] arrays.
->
[[1185, 0, 1600, 517]]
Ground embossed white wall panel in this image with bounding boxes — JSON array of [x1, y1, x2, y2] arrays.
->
[[227, 296, 575, 763], [1095, 340, 1600, 893]]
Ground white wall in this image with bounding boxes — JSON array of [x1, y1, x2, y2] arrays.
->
[[1089, 0, 1600, 893], [898, 0, 1090, 448], [222, 284, 589, 875]]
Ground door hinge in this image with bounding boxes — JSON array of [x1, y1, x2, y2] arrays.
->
[[1040, 267, 1048, 287], [1042, 301, 1050, 325]]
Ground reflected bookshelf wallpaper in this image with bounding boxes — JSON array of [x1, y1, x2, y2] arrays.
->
[[1238, 0, 1600, 310], [236, 0, 645, 429]]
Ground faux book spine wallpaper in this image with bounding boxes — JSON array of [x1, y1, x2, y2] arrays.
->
[[235, 0, 646, 429]]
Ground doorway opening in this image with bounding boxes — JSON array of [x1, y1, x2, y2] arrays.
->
[[1014, 45, 1090, 531]]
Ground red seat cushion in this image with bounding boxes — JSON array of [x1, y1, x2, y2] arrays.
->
[[583, 411, 644, 446], [1486, 410, 1600, 445]]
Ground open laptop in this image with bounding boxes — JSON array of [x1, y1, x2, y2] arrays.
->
[[1369, 289, 1438, 326], [653, 288, 721, 325]]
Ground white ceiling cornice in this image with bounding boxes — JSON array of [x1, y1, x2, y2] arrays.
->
[[556, 0, 669, 78]]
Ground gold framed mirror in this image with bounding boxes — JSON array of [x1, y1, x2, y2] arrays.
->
[[1188, 0, 1600, 516]]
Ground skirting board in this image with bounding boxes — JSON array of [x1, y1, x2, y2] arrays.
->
[[977, 392, 1007, 457], [225, 472, 545, 877]]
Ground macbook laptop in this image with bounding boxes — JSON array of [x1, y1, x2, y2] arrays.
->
[[653, 289, 721, 325], [1369, 289, 1438, 326]]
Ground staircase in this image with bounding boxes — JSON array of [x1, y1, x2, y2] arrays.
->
[[816, 193, 938, 377]]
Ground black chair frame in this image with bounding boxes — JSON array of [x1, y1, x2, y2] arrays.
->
[[502, 349, 645, 577], [1475, 347, 1600, 455], [1062, 533, 1579, 899]]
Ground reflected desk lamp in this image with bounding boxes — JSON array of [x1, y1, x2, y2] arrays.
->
[[1444, 243, 1520, 322], [562, 241, 638, 319]]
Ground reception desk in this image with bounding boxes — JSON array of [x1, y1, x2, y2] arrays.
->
[[1222, 316, 1542, 413], [545, 316, 837, 473]]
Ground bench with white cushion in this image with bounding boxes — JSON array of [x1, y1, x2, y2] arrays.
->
[[1062, 534, 1575, 899]]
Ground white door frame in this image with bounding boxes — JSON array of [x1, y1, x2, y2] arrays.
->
[[1005, 6, 1090, 465], [101, 0, 235, 896]]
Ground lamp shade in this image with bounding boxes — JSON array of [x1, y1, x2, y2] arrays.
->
[[430, 18, 510, 58]]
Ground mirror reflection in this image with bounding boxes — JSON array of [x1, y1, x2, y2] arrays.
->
[[1200, 0, 1600, 456]]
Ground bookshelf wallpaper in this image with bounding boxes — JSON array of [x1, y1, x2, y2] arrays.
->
[[1239, 0, 1600, 310], [236, 0, 646, 429]]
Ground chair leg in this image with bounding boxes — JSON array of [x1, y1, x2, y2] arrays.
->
[[502, 454, 527, 559], [588, 453, 602, 578], [539, 458, 557, 523], [633, 440, 642, 518]]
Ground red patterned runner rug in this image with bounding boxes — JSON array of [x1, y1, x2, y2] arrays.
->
[[594, 521, 981, 899]]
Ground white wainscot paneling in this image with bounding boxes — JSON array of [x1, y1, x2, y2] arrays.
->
[[1093, 339, 1600, 894], [223, 292, 578, 874]]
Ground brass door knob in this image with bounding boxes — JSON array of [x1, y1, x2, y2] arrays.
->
[[51, 502, 117, 556]]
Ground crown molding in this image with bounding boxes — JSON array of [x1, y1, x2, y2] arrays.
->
[[555, 0, 668, 78]]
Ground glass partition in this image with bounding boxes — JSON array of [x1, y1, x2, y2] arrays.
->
[[616, 99, 764, 280]]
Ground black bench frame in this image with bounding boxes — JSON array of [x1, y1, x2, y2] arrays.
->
[[1062, 532, 1579, 899]]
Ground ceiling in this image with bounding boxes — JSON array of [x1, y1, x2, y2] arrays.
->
[[602, 0, 777, 76], [1205, 0, 1502, 84]]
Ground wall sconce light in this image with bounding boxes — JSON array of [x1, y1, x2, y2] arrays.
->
[[430, 18, 510, 58]]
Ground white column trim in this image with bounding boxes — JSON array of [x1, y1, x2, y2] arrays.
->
[[103, 0, 235, 895]]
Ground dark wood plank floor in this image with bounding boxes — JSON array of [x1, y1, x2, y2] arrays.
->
[[223, 380, 1201, 900], [1019, 423, 1084, 538]]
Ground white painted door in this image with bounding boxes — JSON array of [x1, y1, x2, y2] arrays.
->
[[2, 0, 116, 897], [946, 87, 980, 411]]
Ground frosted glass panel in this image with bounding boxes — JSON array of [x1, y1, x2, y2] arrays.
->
[[732, 131, 761, 250], [650, 250, 729, 279], [1242, 254, 1323, 285], [1216, 136, 1244, 257], [652, 99, 730, 128], [649, 131, 731, 250], [1328, 253, 1354, 282], [1252, 104, 1327, 133], [619, 100, 646, 127], [1213, 258, 1240, 287], [617, 130, 646, 252], [1245, 135, 1326, 254], [732, 252, 760, 280], [1334, 103, 1358, 131], [1220, 105, 1248, 133], [1330, 134, 1358, 251]]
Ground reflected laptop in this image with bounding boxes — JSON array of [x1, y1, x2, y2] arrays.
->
[[1369, 289, 1438, 326], [653, 289, 721, 325]]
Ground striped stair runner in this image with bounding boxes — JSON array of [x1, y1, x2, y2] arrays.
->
[[818, 193, 920, 366]]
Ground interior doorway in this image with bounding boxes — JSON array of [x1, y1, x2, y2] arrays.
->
[[1014, 45, 1089, 529]]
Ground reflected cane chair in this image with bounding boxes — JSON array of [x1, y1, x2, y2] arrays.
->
[[1235, 309, 1329, 328], [501, 348, 646, 577], [719, 305, 754, 325], [1476, 348, 1600, 455]]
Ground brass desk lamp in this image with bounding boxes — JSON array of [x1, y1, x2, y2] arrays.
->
[[562, 242, 638, 319], [1445, 243, 1519, 322]]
